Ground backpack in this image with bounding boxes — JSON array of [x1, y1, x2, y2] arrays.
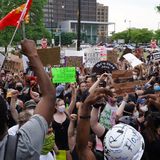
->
[[4, 134, 19, 160]]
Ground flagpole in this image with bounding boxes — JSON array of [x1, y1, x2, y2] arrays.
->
[[22, 22, 26, 39], [0, 0, 30, 71]]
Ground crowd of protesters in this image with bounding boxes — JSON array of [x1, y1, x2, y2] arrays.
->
[[0, 39, 160, 160]]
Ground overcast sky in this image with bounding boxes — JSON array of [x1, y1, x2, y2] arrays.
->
[[97, 0, 160, 34]]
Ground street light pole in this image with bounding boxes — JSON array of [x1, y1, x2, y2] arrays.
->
[[125, 19, 131, 44], [77, 0, 81, 51]]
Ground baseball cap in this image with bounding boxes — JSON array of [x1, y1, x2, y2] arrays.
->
[[137, 98, 146, 105], [24, 99, 36, 109], [56, 85, 65, 97]]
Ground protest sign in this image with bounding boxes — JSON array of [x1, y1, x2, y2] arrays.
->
[[92, 61, 117, 75], [37, 47, 60, 66], [152, 52, 160, 62], [22, 55, 29, 73], [65, 56, 83, 67], [64, 50, 84, 67], [113, 80, 148, 96], [3, 54, 23, 73], [112, 70, 133, 83], [84, 47, 101, 68], [52, 67, 76, 83], [123, 53, 143, 68], [0, 53, 5, 69], [99, 46, 107, 61], [107, 50, 119, 64], [113, 80, 147, 89]]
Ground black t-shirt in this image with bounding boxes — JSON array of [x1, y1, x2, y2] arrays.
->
[[142, 135, 160, 160], [52, 116, 70, 150]]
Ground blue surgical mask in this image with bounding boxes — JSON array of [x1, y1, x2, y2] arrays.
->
[[154, 85, 160, 91]]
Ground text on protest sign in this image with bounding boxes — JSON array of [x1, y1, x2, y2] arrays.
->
[[92, 61, 118, 75], [52, 67, 76, 83], [152, 52, 160, 62]]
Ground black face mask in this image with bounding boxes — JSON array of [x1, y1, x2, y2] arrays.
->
[[15, 86, 23, 92]]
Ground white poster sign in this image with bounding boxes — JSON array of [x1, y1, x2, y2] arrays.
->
[[83, 47, 101, 68], [123, 53, 143, 68], [22, 55, 29, 73]]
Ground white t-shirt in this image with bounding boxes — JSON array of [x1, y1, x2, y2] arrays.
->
[[8, 124, 19, 135]]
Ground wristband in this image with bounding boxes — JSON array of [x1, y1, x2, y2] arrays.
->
[[79, 115, 91, 119]]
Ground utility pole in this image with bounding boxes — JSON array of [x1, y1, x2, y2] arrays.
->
[[77, 0, 81, 51]]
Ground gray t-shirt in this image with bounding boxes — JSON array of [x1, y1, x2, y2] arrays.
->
[[0, 114, 48, 160]]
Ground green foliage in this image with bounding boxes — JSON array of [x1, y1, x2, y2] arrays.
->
[[154, 29, 160, 41], [54, 32, 76, 46], [0, 0, 51, 47], [156, 5, 160, 12], [111, 28, 154, 44]]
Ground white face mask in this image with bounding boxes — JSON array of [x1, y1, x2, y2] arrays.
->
[[133, 75, 138, 80], [140, 105, 148, 112], [133, 111, 139, 118], [57, 105, 65, 113]]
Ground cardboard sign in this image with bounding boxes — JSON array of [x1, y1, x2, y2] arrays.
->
[[52, 67, 76, 83], [3, 54, 23, 73], [123, 53, 143, 68], [92, 61, 117, 75], [37, 47, 60, 66], [107, 50, 119, 64], [65, 56, 83, 67], [112, 70, 133, 79], [113, 80, 148, 96], [113, 80, 148, 89]]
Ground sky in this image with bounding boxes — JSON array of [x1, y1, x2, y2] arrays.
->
[[97, 0, 160, 34]]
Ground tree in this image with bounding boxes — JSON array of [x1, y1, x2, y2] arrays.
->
[[111, 30, 129, 43], [0, 0, 51, 49], [131, 28, 153, 45], [111, 28, 154, 45], [154, 29, 160, 42], [54, 32, 76, 46], [156, 5, 160, 12]]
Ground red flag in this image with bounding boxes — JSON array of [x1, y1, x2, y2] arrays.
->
[[0, 0, 32, 30]]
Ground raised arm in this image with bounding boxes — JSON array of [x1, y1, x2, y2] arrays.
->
[[68, 114, 77, 151], [89, 73, 108, 94], [9, 90, 19, 123], [90, 107, 105, 137], [67, 86, 77, 115], [76, 88, 113, 159], [116, 93, 128, 118], [21, 39, 55, 125]]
